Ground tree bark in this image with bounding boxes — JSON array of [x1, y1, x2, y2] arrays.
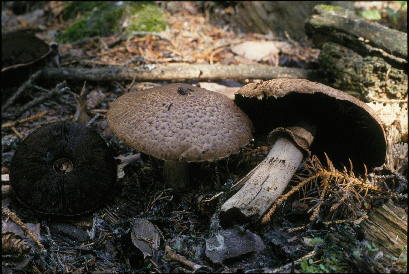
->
[[319, 42, 408, 101], [230, 2, 352, 41], [305, 4, 407, 66], [305, 4, 408, 100], [38, 64, 316, 82]]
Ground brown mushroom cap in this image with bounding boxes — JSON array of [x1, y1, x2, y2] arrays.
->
[[234, 79, 386, 170], [107, 83, 253, 162]]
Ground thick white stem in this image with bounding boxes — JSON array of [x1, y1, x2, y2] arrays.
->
[[220, 137, 305, 224]]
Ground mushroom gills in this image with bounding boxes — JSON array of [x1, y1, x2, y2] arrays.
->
[[219, 78, 386, 226]]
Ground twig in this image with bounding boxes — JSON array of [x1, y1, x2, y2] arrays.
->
[[99, 37, 109, 50], [71, 36, 102, 47], [2, 111, 47, 128], [10, 127, 24, 140], [86, 113, 101, 127], [287, 219, 360, 233], [164, 246, 204, 271], [90, 109, 108, 114], [209, 47, 226, 65], [2, 207, 46, 252], [41, 115, 74, 125], [129, 31, 171, 42], [39, 65, 317, 82], [310, 176, 329, 221], [149, 259, 163, 273], [261, 172, 320, 224], [2, 70, 42, 112], [14, 81, 70, 118], [271, 250, 316, 273]]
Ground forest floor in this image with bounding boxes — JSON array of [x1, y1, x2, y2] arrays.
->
[[2, 2, 407, 273]]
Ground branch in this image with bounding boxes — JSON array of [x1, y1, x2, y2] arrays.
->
[[38, 64, 317, 82]]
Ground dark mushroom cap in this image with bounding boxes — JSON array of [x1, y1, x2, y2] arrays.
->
[[107, 83, 253, 162], [234, 79, 386, 170], [2, 30, 53, 69], [2, 30, 59, 90], [9, 121, 117, 216]]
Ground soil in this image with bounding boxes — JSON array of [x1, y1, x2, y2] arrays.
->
[[2, 2, 407, 273]]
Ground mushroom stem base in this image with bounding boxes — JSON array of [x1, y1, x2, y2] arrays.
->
[[163, 161, 189, 188], [220, 137, 305, 226]]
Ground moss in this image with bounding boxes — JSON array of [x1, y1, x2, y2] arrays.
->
[[316, 4, 345, 12], [59, 2, 167, 43], [299, 225, 357, 272], [62, 2, 101, 19], [59, 2, 124, 42], [125, 3, 167, 33]]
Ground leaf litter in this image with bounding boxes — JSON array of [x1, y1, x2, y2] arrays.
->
[[1, 2, 407, 273]]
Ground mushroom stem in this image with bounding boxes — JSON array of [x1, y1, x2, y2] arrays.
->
[[163, 160, 189, 188], [220, 123, 316, 226]]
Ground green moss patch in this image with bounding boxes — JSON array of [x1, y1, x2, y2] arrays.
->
[[59, 2, 167, 43]]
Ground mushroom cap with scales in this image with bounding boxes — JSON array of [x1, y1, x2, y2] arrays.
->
[[107, 83, 253, 162], [234, 79, 386, 170]]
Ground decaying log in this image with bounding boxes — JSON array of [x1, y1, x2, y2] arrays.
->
[[318, 42, 408, 101], [226, 2, 353, 41], [305, 4, 407, 66], [305, 4, 408, 100], [38, 64, 316, 82], [359, 200, 407, 258]]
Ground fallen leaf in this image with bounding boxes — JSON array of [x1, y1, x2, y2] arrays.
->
[[131, 218, 161, 258], [231, 41, 279, 61], [205, 226, 265, 263], [198, 82, 239, 99]]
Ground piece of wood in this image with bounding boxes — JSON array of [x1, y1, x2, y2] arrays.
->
[[318, 42, 408, 101], [305, 4, 408, 100], [220, 137, 304, 225], [38, 64, 317, 82], [359, 200, 407, 258], [305, 4, 407, 67], [230, 1, 343, 41]]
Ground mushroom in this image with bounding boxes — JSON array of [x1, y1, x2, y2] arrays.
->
[[220, 79, 386, 226], [9, 121, 117, 216], [107, 83, 253, 187], [2, 30, 59, 91]]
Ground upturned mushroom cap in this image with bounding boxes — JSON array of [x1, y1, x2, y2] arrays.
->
[[2, 30, 55, 70], [107, 83, 253, 162], [9, 121, 117, 216], [234, 79, 386, 170], [2, 30, 60, 90]]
